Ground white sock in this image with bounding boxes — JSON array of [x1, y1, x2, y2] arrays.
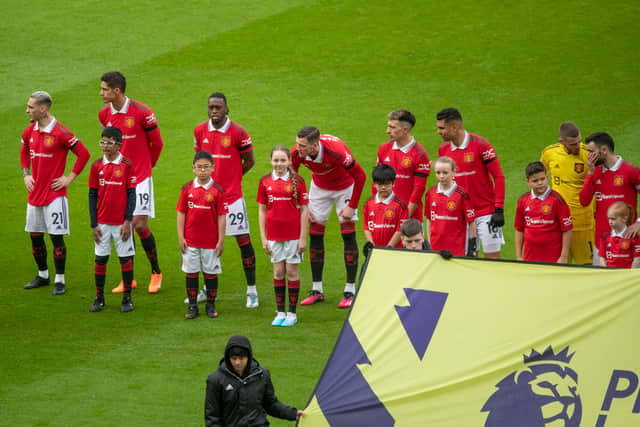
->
[[344, 282, 356, 294], [38, 270, 49, 279], [55, 274, 65, 284], [247, 285, 257, 295], [312, 281, 323, 293]]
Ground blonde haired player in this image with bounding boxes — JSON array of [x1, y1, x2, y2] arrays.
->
[[598, 202, 640, 268], [541, 121, 594, 264]]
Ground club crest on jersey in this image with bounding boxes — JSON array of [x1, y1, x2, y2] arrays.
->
[[401, 156, 413, 168], [464, 152, 474, 163], [574, 163, 584, 174], [44, 135, 55, 147], [447, 200, 457, 211], [620, 239, 630, 250], [205, 193, 214, 202], [542, 204, 552, 214], [125, 116, 135, 128], [114, 168, 123, 178], [613, 175, 624, 186], [221, 136, 231, 148], [384, 209, 395, 219], [284, 183, 293, 193]]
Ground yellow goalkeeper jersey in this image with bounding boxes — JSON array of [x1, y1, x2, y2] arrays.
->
[[541, 143, 594, 230]]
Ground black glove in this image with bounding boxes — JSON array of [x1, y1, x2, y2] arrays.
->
[[466, 237, 477, 257], [439, 249, 453, 260], [488, 207, 505, 232], [363, 241, 374, 258]]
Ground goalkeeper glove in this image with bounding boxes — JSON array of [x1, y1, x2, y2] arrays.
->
[[363, 241, 374, 258], [466, 237, 478, 257], [488, 207, 504, 232]]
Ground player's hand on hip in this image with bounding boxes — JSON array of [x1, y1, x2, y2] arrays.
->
[[24, 175, 35, 191], [50, 175, 72, 191], [339, 206, 355, 220], [92, 226, 102, 244]]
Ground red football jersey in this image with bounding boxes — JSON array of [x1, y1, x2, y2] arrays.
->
[[515, 188, 573, 263], [99, 97, 163, 182], [88, 154, 137, 225], [363, 193, 408, 247], [291, 134, 366, 209], [599, 229, 640, 268], [20, 118, 90, 206], [438, 132, 505, 217], [176, 178, 228, 249], [579, 157, 640, 247], [425, 184, 475, 256], [257, 172, 309, 241], [193, 117, 253, 204], [376, 138, 430, 221]]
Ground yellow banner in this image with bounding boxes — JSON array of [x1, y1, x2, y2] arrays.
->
[[301, 249, 640, 426]]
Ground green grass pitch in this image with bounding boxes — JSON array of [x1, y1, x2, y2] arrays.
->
[[1, 0, 639, 425]]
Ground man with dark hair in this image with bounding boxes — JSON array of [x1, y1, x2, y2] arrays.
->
[[376, 109, 430, 222], [579, 131, 640, 260], [21, 91, 90, 295], [99, 71, 164, 294], [192, 92, 258, 308], [205, 335, 303, 426], [541, 122, 594, 264], [292, 126, 366, 308], [88, 126, 136, 312], [436, 107, 506, 259]]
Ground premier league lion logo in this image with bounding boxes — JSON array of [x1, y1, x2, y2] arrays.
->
[[481, 346, 582, 427]]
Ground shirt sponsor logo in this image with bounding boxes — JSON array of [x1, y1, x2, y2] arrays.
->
[[431, 212, 459, 221], [99, 179, 123, 186], [188, 201, 211, 210], [456, 170, 477, 177], [594, 192, 624, 202], [524, 216, 554, 226], [30, 150, 53, 159], [343, 154, 353, 167], [466, 209, 475, 219], [125, 116, 135, 128], [268, 195, 292, 203], [563, 217, 572, 227], [606, 251, 630, 259]]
